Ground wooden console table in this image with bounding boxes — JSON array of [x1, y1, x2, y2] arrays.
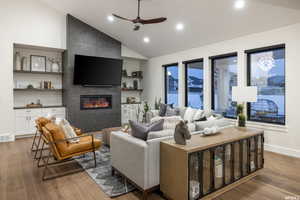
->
[[160, 127, 264, 200]]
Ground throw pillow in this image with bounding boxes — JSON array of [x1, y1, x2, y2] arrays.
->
[[151, 116, 182, 130], [183, 107, 197, 123], [159, 103, 173, 116], [165, 106, 180, 116], [193, 109, 205, 121], [59, 119, 80, 143], [129, 119, 164, 141]]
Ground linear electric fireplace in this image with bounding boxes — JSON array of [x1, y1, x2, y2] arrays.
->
[[80, 95, 112, 110]]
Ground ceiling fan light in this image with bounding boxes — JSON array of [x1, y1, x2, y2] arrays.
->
[[176, 23, 184, 31], [143, 37, 150, 43]]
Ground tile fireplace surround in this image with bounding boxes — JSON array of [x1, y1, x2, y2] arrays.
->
[[80, 95, 112, 110]]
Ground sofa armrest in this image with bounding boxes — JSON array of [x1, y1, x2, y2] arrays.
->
[[110, 131, 148, 189]]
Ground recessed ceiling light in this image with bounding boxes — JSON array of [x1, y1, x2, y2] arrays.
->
[[176, 23, 184, 31], [107, 15, 114, 22], [234, 0, 245, 9], [143, 37, 150, 43]]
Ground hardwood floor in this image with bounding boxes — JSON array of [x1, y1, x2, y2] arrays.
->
[[0, 137, 299, 200]]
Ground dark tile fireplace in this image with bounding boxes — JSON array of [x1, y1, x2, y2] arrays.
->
[[80, 95, 112, 110]]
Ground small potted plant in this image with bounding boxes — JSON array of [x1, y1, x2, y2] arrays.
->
[[236, 104, 246, 127]]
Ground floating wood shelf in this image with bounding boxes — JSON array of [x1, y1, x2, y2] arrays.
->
[[121, 88, 143, 92], [14, 105, 65, 110], [122, 75, 143, 79], [121, 102, 142, 105], [14, 88, 63, 92], [13, 70, 63, 75]]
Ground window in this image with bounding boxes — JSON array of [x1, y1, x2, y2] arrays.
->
[[164, 63, 179, 106], [184, 59, 204, 109], [246, 44, 285, 125], [211, 53, 238, 118]]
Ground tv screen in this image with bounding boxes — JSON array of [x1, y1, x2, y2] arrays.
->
[[74, 55, 123, 86]]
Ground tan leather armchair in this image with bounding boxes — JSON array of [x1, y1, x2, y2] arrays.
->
[[38, 122, 101, 180]]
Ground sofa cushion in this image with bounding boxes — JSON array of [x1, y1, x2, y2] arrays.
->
[[193, 109, 205, 121], [151, 116, 182, 130], [165, 106, 180, 116], [147, 129, 174, 140], [130, 119, 164, 141], [183, 107, 197, 123]]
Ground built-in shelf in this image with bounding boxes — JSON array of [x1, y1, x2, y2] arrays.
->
[[121, 102, 142, 105], [14, 43, 65, 53], [121, 88, 143, 92], [122, 75, 143, 79], [14, 88, 63, 92], [13, 70, 63, 75], [14, 105, 65, 110]]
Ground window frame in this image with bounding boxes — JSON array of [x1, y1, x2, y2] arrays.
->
[[163, 63, 179, 105], [246, 44, 286, 125], [183, 58, 204, 108], [210, 52, 238, 119]]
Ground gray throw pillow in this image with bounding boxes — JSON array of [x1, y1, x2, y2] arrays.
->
[[129, 119, 164, 141], [159, 103, 173, 116], [165, 106, 180, 116]]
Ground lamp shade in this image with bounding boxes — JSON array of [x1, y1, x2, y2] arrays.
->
[[232, 86, 258, 103]]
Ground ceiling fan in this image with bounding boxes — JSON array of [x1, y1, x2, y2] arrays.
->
[[112, 0, 167, 31]]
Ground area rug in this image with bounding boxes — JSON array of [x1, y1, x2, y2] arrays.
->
[[76, 146, 136, 197]]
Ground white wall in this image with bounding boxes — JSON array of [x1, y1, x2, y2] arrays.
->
[[0, 0, 66, 139], [144, 23, 300, 157]]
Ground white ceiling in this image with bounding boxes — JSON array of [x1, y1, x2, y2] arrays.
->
[[40, 0, 300, 58]]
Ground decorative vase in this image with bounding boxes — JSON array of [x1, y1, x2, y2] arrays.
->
[[238, 114, 246, 127], [21, 57, 28, 71], [51, 62, 60, 72], [15, 52, 21, 71]]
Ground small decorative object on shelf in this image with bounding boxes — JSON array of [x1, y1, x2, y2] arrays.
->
[[132, 71, 143, 78], [15, 52, 22, 71], [126, 97, 136, 104], [26, 102, 43, 108], [133, 80, 138, 90], [30, 55, 46, 72], [21, 56, 28, 71], [27, 84, 34, 89], [122, 69, 128, 77], [48, 58, 60, 72], [174, 121, 191, 145], [122, 82, 127, 89]]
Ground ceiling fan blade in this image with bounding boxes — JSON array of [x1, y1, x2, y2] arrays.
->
[[139, 17, 167, 24], [112, 14, 133, 22]]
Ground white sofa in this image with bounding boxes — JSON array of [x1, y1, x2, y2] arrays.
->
[[110, 107, 232, 198]]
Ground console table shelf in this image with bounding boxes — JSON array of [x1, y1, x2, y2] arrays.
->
[[160, 127, 264, 200]]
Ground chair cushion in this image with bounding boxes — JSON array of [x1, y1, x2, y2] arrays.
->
[[37, 117, 52, 127], [60, 136, 102, 157], [45, 123, 68, 154]]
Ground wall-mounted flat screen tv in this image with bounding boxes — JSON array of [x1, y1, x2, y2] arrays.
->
[[74, 55, 123, 86]]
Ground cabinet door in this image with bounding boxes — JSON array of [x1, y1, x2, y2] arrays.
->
[[15, 115, 29, 135]]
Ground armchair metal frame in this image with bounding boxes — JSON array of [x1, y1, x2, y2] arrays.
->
[[39, 128, 97, 181]]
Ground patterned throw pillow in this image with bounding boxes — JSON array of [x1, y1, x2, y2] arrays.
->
[[129, 119, 164, 141], [59, 119, 80, 143]]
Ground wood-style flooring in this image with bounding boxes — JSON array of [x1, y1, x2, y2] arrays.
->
[[0, 137, 299, 200]]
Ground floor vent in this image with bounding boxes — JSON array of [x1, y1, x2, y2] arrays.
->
[[0, 133, 13, 143]]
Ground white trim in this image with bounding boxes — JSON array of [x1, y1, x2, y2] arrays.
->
[[265, 144, 300, 158]]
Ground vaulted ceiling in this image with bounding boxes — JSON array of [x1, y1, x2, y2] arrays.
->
[[40, 0, 300, 58]]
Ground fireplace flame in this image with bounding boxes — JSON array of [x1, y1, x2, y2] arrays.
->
[[83, 98, 110, 108]]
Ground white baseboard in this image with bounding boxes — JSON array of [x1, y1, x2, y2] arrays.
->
[[265, 144, 300, 158], [0, 133, 15, 143]]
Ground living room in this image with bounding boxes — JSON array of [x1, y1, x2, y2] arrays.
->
[[1, 0, 300, 200]]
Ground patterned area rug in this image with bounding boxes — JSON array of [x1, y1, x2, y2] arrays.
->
[[76, 146, 136, 197]]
